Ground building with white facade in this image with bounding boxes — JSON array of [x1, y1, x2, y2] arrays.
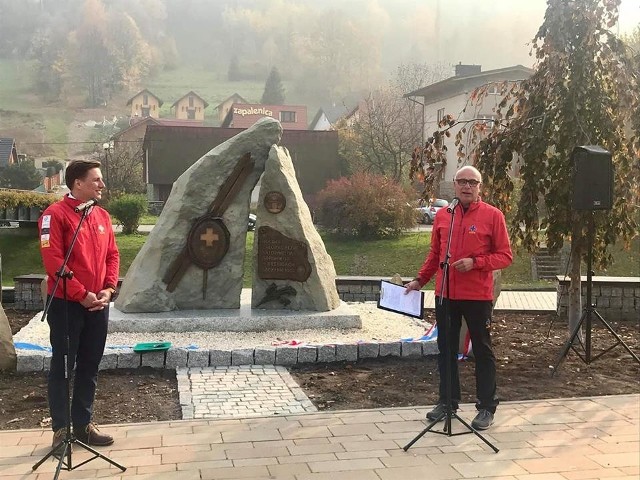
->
[[405, 63, 533, 197]]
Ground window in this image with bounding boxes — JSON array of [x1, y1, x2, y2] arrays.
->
[[437, 108, 445, 123], [189, 96, 194, 107], [143, 94, 149, 105], [280, 111, 296, 123]]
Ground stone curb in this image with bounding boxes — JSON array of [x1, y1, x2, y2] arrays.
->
[[14, 340, 439, 372]]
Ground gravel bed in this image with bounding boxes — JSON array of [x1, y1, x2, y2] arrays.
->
[[13, 302, 431, 350]]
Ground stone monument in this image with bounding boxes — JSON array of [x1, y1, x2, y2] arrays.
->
[[115, 118, 281, 312], [252, 145, 340, 311]]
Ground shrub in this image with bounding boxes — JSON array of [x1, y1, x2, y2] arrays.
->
[[0, 190, 59, 210], [107, 194, 148, 234], [315, 172, 416, 238]]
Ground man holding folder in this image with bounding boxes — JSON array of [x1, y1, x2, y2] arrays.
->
[[405, 166, 512, 430]]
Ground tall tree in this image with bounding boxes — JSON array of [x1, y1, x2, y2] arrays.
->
[[260, 67, 285, 105], [412, 0, 639, 334]]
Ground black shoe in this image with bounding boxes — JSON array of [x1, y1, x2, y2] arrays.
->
[[51, 428, 65, 450], [426, 403, 457, 421], [74, 423, 114, 446], [471, 410, 494, 430]]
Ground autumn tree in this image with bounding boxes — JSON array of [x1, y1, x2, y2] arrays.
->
[[411, 0, 639, 334], [104, 142, 146, 197], [339, 63, 447, 182], [260, 67, 285, 105]]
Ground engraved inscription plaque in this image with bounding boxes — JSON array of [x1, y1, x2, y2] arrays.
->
[[264, 191, 286, 214], [257, 226, 311, 282], [187, 216, 230, 269]]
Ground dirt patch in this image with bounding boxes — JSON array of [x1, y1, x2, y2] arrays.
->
[[1, 309, 638, 430]]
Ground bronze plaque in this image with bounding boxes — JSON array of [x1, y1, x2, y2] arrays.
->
[[187, 216, 230, 269], [263, 191, 286, 214], [257, 226, 311, 282]]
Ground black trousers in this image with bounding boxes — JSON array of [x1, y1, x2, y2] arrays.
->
[[435, 297, 498, 413], [47, 296, 108, 432]]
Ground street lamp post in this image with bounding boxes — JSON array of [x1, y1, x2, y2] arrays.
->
[[102, 140, 114, 196]]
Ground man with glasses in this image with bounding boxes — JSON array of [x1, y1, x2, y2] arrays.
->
[[405, 166, 512, 430]]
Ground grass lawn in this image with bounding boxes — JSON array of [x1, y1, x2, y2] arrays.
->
[[2, 227, 637, 289]]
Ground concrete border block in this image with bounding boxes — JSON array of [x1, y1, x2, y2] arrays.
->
[[16, 353, 45, 372], [117, 351, 140, 368], [231, 349, 254, 365], [210, 349, 231, 366], [297, 345, 318, 364], [335, 344, 358, 362], [378, 341, 401, 357], [316, 344, 336, 363], [421, 341, 438, 356], [254, 347, 276, 365], [187, 349, 210, 367], [99, 351, 119, 370], [275, 346, 298, 365], [140, 351, 165, 368], [166, 348, 188, 368], [401, 341, 423, 357], [358, 342, 379, 359]]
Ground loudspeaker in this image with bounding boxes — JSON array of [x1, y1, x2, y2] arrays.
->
[[572, 145, 613, 210]]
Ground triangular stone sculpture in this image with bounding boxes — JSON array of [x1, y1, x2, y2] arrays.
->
[[252, 145, 341, 311], [115, 118, 282, 312]]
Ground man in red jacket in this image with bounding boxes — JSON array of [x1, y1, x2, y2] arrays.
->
[[39, 159, 120, 449], [405, 166, 512, 430]]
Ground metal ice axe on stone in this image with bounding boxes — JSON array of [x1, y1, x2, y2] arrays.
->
[[162, 152, 254, 298]]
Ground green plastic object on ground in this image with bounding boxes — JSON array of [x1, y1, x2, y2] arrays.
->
[[133, 342, 172, 353]]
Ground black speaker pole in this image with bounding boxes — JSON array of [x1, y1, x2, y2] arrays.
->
[[404, 204, 498, 453], [32, 206, 126, 478], [552, 213, 639, 375]]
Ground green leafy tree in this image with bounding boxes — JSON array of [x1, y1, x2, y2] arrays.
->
[[411, 0, 639, 334], [0, 160, 43, 190], [260, 67, 285, 105]]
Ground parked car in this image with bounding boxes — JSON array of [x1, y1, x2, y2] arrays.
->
[[417, 198, 449, 224], [248, 213, 256, 231]]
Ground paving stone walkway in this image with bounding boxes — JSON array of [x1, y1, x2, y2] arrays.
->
[[1, 394, 637, 479], [177, 366, 317, 420]]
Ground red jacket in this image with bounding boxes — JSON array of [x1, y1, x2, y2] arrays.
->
[[39, 195, 120, 303], [416, 199, 512, 301]]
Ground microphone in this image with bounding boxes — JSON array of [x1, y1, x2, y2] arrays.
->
[[447, 197, 460, 213], [74, 199, 97, 213]]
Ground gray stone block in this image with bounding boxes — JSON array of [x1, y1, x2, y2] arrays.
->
[[297, 345, 318, 364], [140, 351, 165, 368], [187, 349, 210, 367], [16, 353, 45, 372], [275, 346, 298, 365], [99, 352, 119, 370], [358, 342, 379, 359], [166, 348, 188, 368], [254, 347, 276, 365], [421, 341, 438, 356], [232, 349, 254, 365], [335, 343, 358, 362], [378, 341, 401, 357], [316, 345, 336, 363], [401, 341, 423, 357], [210, 349, 232, 366], [118, 352, 141, 368]]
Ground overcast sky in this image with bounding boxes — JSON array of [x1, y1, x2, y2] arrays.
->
[[385, 0, 640, 71]]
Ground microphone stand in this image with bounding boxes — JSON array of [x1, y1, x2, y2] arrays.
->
[[404, 202, 498, 453], [32, 205, 126, 479]]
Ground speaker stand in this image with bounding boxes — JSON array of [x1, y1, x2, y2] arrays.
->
[[552, 213, 639, 375]]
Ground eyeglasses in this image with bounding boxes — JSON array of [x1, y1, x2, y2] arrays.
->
[[454, 178, 481, 187]]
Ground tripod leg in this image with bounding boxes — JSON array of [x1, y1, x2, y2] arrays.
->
[[403, 416, 443, 451], [551, 310, 587, 376], [73, 439, 127, 471], [592, 310, 640, 364], [452, 413, 499, 453]]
